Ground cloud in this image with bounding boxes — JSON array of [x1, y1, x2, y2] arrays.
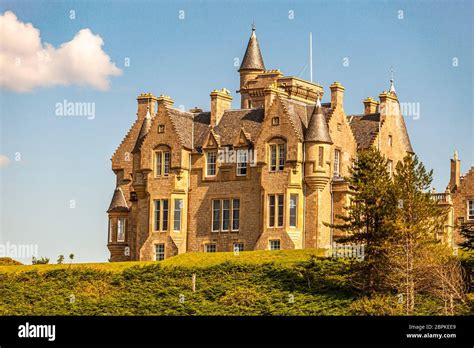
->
[[0, 155, 10, 168], [0, 11, 122, 92]]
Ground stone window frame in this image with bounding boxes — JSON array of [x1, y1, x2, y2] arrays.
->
[[268, 138, 286, 172], [155, 243, 165, 261], [333, 148, 341, 177], [236, 149, 248, 177], [153, 199, 169, 232], [154, 146, 171, 178], [269, 239, 281, 251], [205, 150, 217, 177], [271, 117, 280, 126], [117, 218, 126, 242], [211, 198, 240, 232], [233, 242, 244, 252], [467, 199, 474, 221], [108, 219, 113, 243], [158, 124, 165, 133], [205, 243, 217, 253], [388, 134, 393, 147], [268, 194, 284, 228], [173, 199, 184, 232], [289, 194, 298, 228]]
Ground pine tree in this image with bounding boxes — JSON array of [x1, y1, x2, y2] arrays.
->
[[459, 224, 474, 251], [327, 147, 393, 293], [386, 154, 453, 314]]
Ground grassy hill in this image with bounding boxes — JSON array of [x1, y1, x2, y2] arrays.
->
[[0, 249, 471, 316]]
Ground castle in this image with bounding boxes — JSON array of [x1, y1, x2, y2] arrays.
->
[[107, 28, 452, 262]]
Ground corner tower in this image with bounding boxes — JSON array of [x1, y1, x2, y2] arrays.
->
[[238, 26, 265, 108]]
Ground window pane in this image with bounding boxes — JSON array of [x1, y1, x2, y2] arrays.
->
[[207, 152, 216, 176], [212, 200, 220, 231], [469, 200, 474, 219], [155, 244, 165, 261], [232, 199, 240, 230], [237, 150, 247, 176], [278, 144, 285, 170], [117, 218, 126, 242], [233, 243, 244, 252], [270, 240, 280, 250], [277, 195, 284, 227], [269, 195, 275, 227], [205, 244, 216, 253], [156, 152, 162, 176], [222, 199, 230, 231], [270, 145, 277, 171], [173, 199, 182, 231], [162, 200, 169, 231], [164, 152, 171, 175], [334, 150, 340, 176], [289, 194, 298, 227], [154, 200, 160, 231]]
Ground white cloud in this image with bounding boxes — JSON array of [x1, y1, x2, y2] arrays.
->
[[0, 155, 10, 168], [0, 11, 122, 92]]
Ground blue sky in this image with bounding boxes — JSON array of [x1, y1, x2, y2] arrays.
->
[[0, 0, 472, 263]]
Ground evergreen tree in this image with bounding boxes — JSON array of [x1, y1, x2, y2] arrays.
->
[[459, 224, 474, 251], [386, 154, 453, 314], [328, 147, 393, 293]]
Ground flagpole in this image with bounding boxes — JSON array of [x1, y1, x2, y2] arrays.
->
[[309, 32, 313, 83]]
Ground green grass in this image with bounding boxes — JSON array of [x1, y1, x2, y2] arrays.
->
[[0, 248, 326, 273]]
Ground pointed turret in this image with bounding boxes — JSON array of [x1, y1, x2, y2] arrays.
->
[[239, 26, 265, 72], [305, 98, 332, 143], [107, 187, 129, 212], [132, 106, 152, 153], [239, 26, 266, 108]]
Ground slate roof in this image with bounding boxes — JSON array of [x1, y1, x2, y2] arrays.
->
[[348, 113, 381, 149], [107, 187, 129, 212], [239, 29, 265, 71]]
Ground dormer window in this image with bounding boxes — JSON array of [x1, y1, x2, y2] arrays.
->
[[269, 139, 286, 172]]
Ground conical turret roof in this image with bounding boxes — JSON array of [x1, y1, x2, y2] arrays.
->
[[107, 187, 129, 212], [239, 27, 265, 71], [305, 98, 332, 143]]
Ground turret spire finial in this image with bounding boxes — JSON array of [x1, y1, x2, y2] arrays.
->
[[251, 21, 256, 31], [389, 66, 396, 93]]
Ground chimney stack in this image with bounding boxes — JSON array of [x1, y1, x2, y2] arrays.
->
[[449, 150, 461, 192], [136, 93, 158, 120], [210, 88, 232, 126], [363, 97, 379, 114], [157, 95, 174, 109], [329, 82, 345, 109]]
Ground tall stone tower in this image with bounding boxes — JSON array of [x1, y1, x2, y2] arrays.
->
[[304, 98, 333, 248], [238, 26, 265, 108]]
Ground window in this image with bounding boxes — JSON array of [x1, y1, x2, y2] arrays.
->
[[388, 160, 393, 177], [236, 150, 248, 176], [108, 219, 113, 242], [158, 124, 165, 133], [468, 200, 474, 220], [269, 141, 286, 172], [268, 194, 284, 227], [334, 149, 341, 177], [212, 199, 240, 232], [205, 244, 217, 253], [222, 199, 230, 231], [388, 135, 393, 147], [206, 151, 217, 176], [153, 199, 169, 231], [272, 117, 280, 126], [155, 150, 171, 177], [289, 194, 298, 228], [269, 240, 280, 250], [173, 199, 183, 231], [232, 199, 240, 231], [337, 123, 342, 131], [318, 146, 324, 167], [233, 243, 244, 252], [155, 244, 165, 261], [117, 218, 126, 242]]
